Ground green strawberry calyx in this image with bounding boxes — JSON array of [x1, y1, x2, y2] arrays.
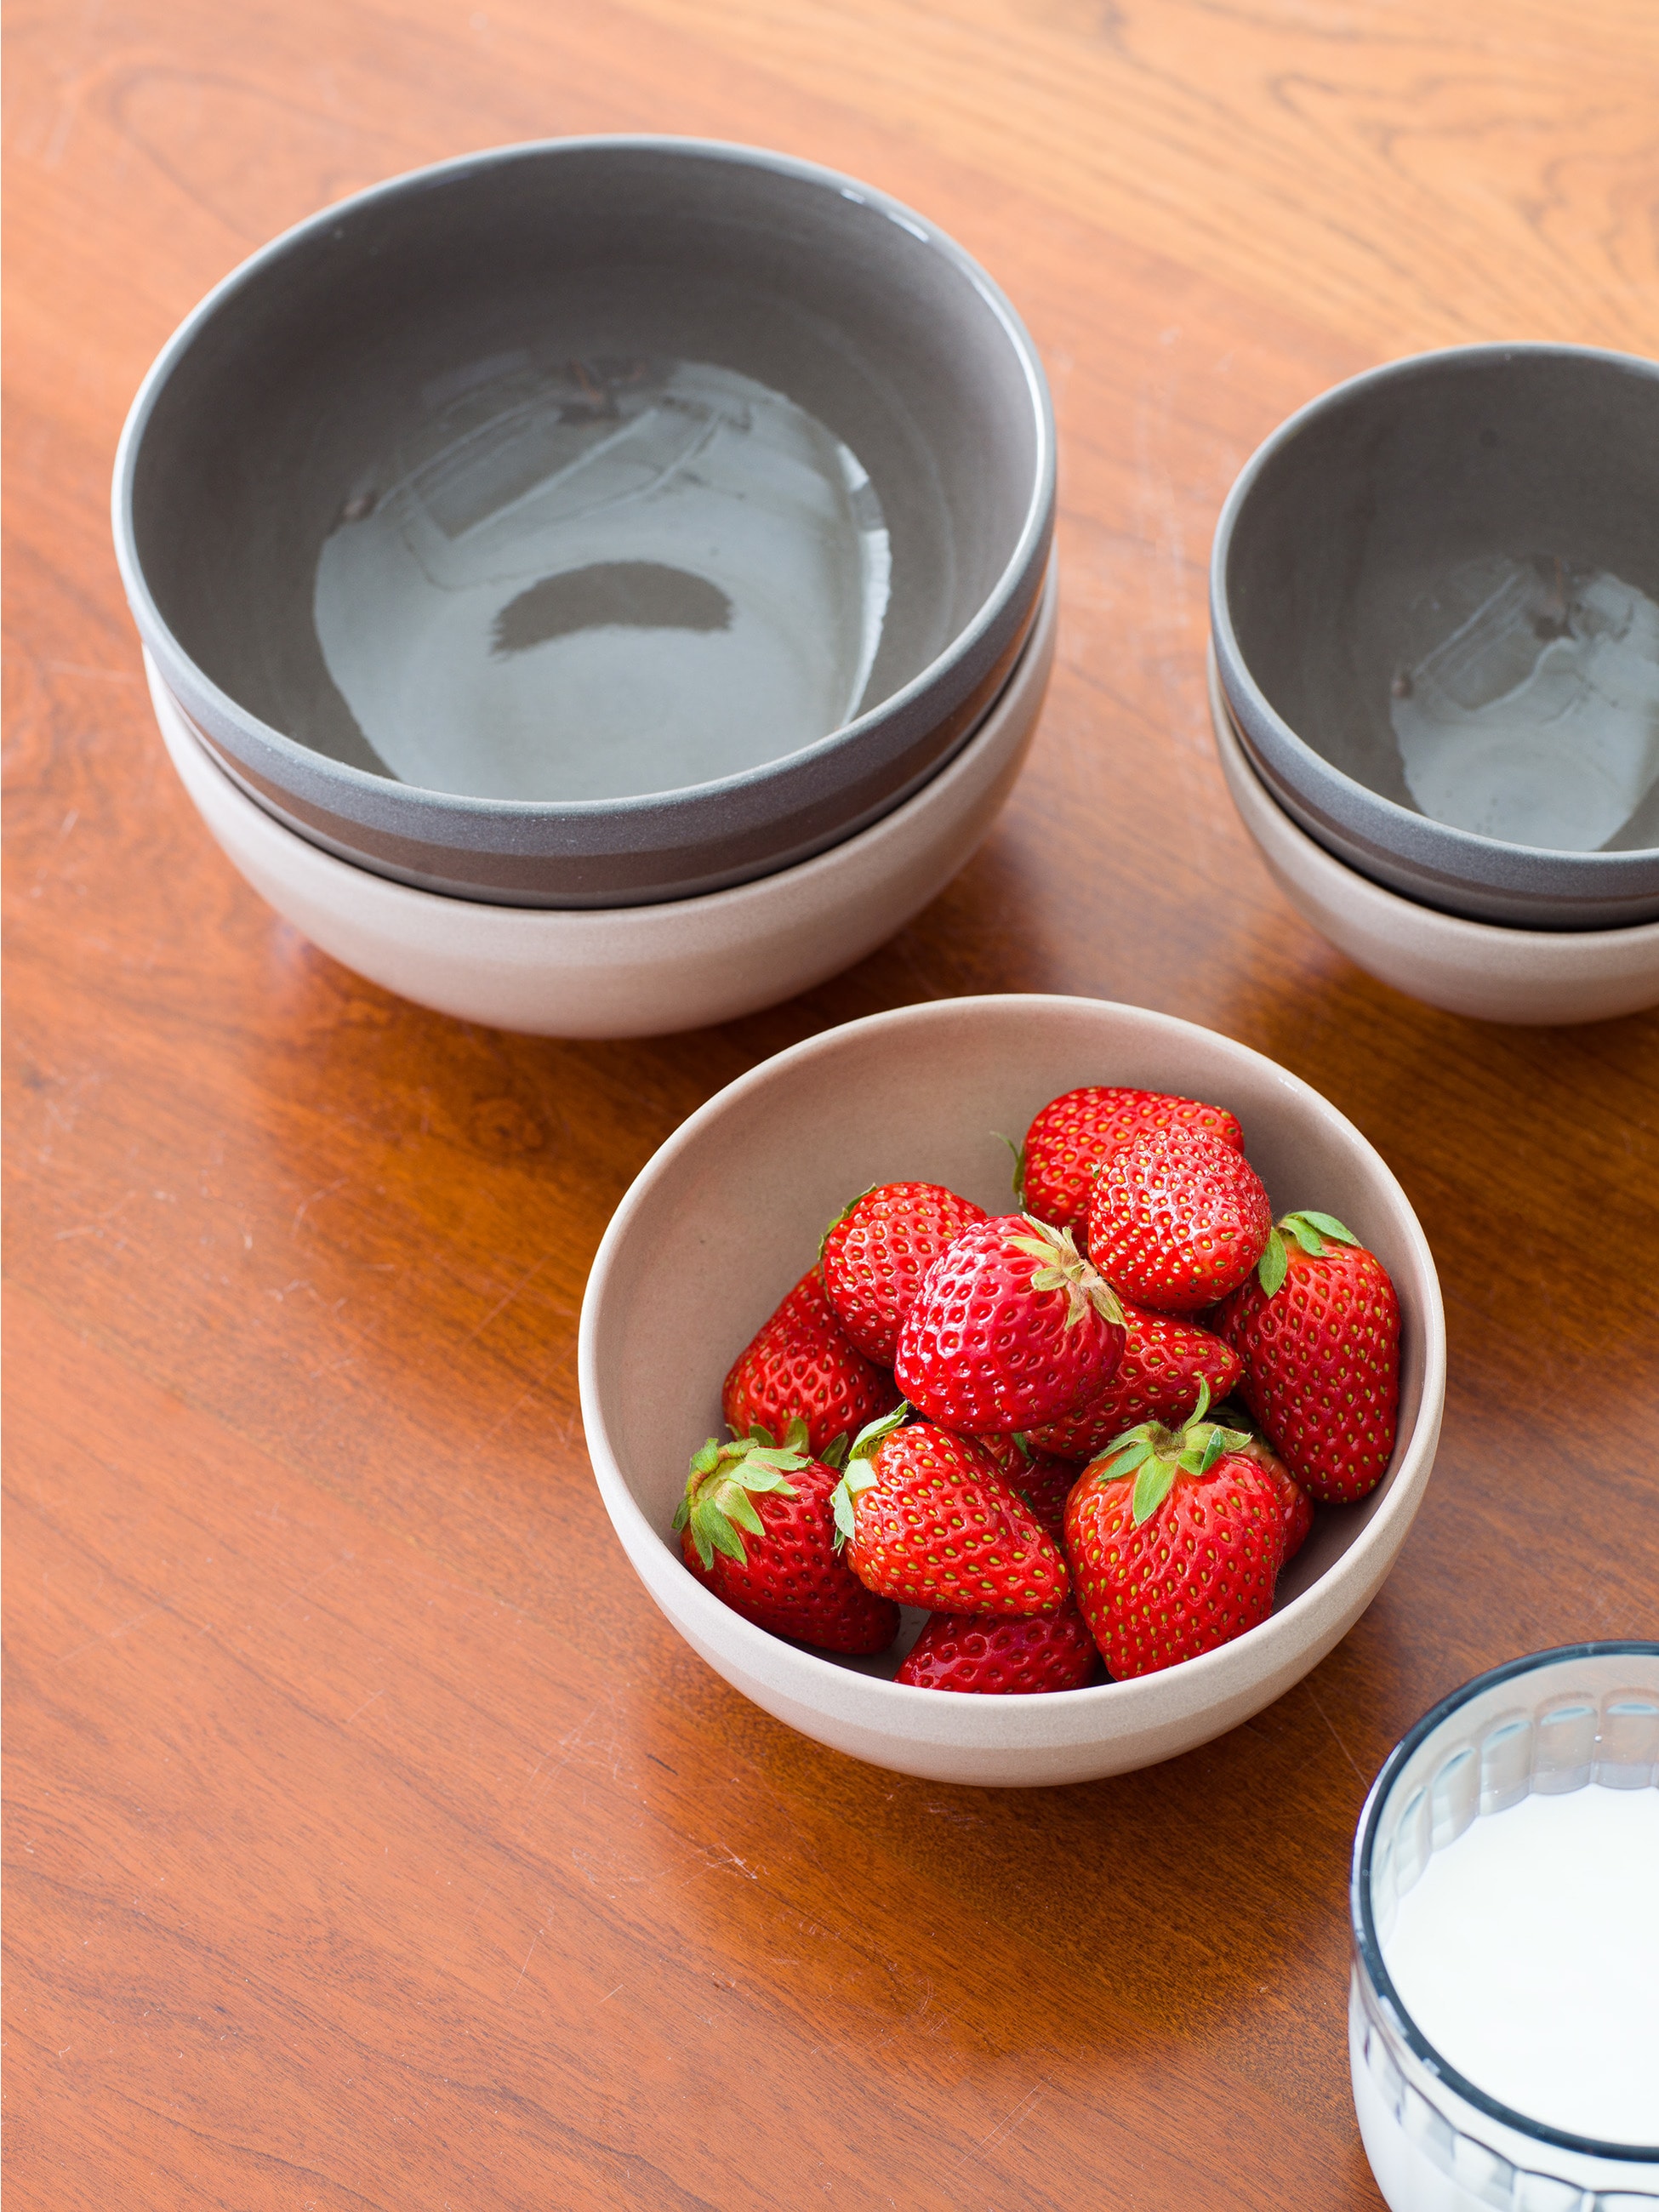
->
[[817, 1184, 880, 1263], [674, 1421, 810, 1569], [827, 1401, 910, 1548], [1007, 1215, 1125, 1330], [993, 1132, 1028, 1209], [1090, 1377, 1253, 1527], [1256, 1210, 1361, 1297], [741, 1419, 850, 1468]]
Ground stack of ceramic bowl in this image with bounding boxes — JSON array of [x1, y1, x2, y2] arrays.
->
[[1209, 344, 1659, 1025], [113, 140, 1056, 1038]]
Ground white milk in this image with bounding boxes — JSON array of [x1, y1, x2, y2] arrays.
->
[[1381, 1784, 1659, 2145]]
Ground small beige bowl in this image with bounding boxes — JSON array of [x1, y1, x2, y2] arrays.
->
[[1208, 648, 1659, 1026], [579, 993, 1445, 1787], [149, 566, 1053, 1038]]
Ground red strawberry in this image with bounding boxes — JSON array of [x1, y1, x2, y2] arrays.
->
[[676, 1424, 899, 1654], [1088, 1124, 1271, 1314], [1209, 1211, 1400, 1504], [982, 1433, 1080, 1542], [1024, 1301, 1242, 1460], [819, 1181, 988, 1365], [1021, 1086, 1246, 1239], [1064, 1382, 1286, 1678], [894, 1600, 1097, 1693], [1222, 1424, 1314, 1562], [830, 1411, 1069, 1616], [894, 1214, 1126, 1433], [722, 1270, 898, 1460]]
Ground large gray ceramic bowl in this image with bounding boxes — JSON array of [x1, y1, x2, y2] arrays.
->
[[112, 138, 1054, 908], [1211, 344, 1659, 931]]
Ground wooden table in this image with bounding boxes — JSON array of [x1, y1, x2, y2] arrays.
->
[[6, 2, 1657, 2203]]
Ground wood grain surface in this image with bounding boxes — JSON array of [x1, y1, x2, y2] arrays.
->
[[5, 1, 1657, 2204]]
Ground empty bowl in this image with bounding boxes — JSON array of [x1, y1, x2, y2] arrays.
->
[[579, 993, 1445, 1787], [1211, 344, 1659, 930], [151, 562, 1056, 1037], [1208, 651, 1659, 1025], [113, 137, 1055, 908]]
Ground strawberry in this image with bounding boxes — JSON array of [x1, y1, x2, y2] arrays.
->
[[1024, 1300, 1242, 1461], [676, 1422, 900, 1653], [1215, 1415, 1314, 1562], [819, 1181, 988, 1365], [893, 1213, 1126, 1433], [1087, 1124, 1271, 1314], [722, 1270, 898, 1460], [982, 1432, 1080, 1542], [1065, 1381, 1286, 1678], [1208, 1211, 1400, 1504], [1246, 1434, 1314, 1563], [894, 1600, 1098, 1693], [830, 1409, 1069, 1616], [1020, 1086, 1246, 1239]]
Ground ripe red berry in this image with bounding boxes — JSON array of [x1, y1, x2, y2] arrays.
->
[[894, 1213, 1126, 1433], [819, 1181, 987, 1365], [831, 1413, 1069, 1616], [894, 1601, 1097, 1693], [722, 1270, 898, 1460], [1087, 1125, 1271, 1314], [981, 1433, 1080, 1542], [1024, 1300, 1241, 1460], [1209, 1211, 1400, 1504], [1064, 1384, 1286, 1679], [1022, 1086, 1245, 1239], [676, 1426, 900, 1654]]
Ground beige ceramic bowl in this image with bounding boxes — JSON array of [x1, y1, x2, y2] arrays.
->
[[1208, 648, 1659, 1026], [148, 564, 1054, 1039], [579, 993, 1445, 1787]]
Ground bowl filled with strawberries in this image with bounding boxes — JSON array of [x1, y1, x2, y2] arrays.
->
[[579, 994, 1445, 1787]]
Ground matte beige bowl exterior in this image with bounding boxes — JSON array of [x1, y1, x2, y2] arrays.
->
[[146, 566, 1055, 1040], [579, 995, 1445, 1787], [1208, 647, 1659, 1026]]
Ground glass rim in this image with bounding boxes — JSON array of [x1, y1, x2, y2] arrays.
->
[[1352, 1639, 1659, 2164]]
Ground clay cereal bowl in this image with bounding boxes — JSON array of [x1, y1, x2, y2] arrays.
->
[[579, 995, 1445, 1787], [113, 138, 1054, 909]]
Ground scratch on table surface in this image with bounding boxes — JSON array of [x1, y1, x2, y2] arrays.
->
[[1306, 1680, 1366, 1787], [43, 659, 137, 683], [272, 1557, 346, 1616], [54, 1605, 166, 1667], [460, 1253, 551, 1349], [505, 1927, 544, 2001], [344, 1689, 384, 1725], [292, 1177, 349, 1234], [942, 2079, 1051, 2178]]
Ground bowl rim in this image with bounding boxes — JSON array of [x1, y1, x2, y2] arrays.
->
[[579, 993, 1447, 1747], [111, 134, 1056, 824], [1208, 647, 1659, 947], [1349, 1639, 1659, 2163], [1209, 339, 1659, 892]]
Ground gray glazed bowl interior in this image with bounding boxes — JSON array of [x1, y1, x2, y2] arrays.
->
[[1211, 345, 1659, 931], [115, 139, 1053, 909]]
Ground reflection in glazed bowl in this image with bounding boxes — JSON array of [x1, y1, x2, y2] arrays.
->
[[315, 357, 894, 803]]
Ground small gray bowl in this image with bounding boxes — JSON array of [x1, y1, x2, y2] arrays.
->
[[113, 138, 1054, 909], [1211, 344, 1659, 931]]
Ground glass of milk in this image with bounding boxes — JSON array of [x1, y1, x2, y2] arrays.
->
[[1349, 1643, 1659, 2209]]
